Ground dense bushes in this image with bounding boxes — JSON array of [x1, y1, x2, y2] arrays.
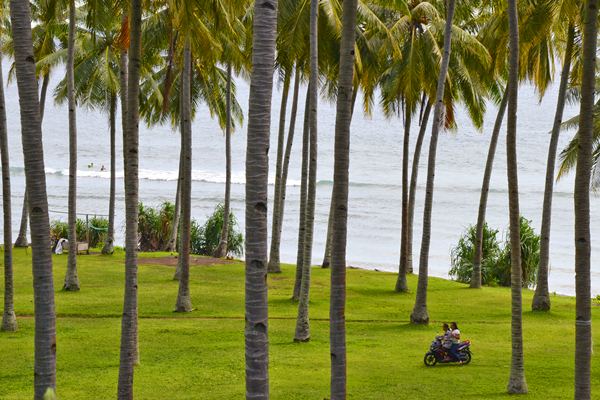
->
[[50, 216, 109, 248], [138, 202, 243, 257], [449, 216, 540, 288], [191, 204, 244, 257]]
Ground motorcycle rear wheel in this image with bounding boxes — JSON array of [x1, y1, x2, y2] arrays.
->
[[424, 353, 437, 367]]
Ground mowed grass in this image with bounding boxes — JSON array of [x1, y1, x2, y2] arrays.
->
[[1, 248, 599, 399]]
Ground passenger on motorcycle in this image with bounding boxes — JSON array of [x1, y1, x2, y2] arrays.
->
[[448, 322, 462, 362]]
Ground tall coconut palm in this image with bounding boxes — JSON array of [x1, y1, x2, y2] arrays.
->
[[294, 0, 318, 342], [244, 0, 278, 397], [506, 0, 527, 393], [410, 0, 456, 325], [9, 0, 57, 397], [573, 1, 597, 398], [267, 68, 291, 273], [174, 39, 192, 313], [117, 0, 141, 396], [62, 0, 80, 291], [214, 63, 233, 258], [292, 86, 310, 301], [329, 0, 357, 397], [470, 90, 507, 288], [0, 46, 17, 332], [531, 23, 576, 309]]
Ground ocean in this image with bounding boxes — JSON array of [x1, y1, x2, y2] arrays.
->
[[1, 62, 598, 296]]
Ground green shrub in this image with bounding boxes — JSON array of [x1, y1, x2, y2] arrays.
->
[[191, 204, 243, 257], [138, 202, 175, 251], [50, 216, 109, 249], [449, 223, 502, 285], [449, 216, 540, 288]]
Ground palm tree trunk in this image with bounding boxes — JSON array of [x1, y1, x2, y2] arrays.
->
[[167, 146, 182, 254], [506, 0, 528, 393], [322, 86, 358, 269], [294, 0, 318, 342], [574, 2, 597, 398], [14, 72, 51, 250], [395, 102, 411, 292], [245, 0, 278, 397], [0, 49, 17, 332], [330, 0, 357, 397], [267, 68, 291, 273], [292, 87, 311, 301], [102, 94, 118, 255], [470, 90, 508, 288], [175, 40, 193, 313], [9, 0, 57, 396], [214, 63, 233, 258], [406, 100, 432, 278], [118, 0, 141, 396], [118, 10, 138, 366], [63, 0, 80, 291], [410, 0, 456, 325], [276, 64, 301, 266], [531, 25, 575, 310]]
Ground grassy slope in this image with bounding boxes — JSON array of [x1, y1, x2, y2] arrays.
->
[[0, 248, 598, 399]]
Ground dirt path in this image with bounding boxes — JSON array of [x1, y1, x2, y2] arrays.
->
[[138, 255, 233, 267]]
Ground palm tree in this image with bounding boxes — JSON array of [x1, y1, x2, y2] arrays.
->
[[330, 0, 357, 396], [410, 0, 457, 325], [244, 0, 278, 397], [531, 23, 575, 309], [214, 63, 233, 258], [506, 0, 527, 393], [292, 86, 310, 301], [267, 67, 291, 273], [63, 0, 80, 291], [174, 39, 192, 313], [9, 0, 57, 396], [0, 46, 17, 332], [470, 90, 507, 288], [294, 0, 318, 342], [573, 1, 597, 398], [273, 63, 301, 270], [117, 0, 141, 396]]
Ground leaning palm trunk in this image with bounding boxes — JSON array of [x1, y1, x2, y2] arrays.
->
[[245, 0, 278, 397], [14, 189, 29, 247], [470, 90, 508, 288], [9, 0, 56, 396], [267, 69, 291, 273], [292, 88, 311, 301], [0, 50, 17, 332], [102, 94, 118, 255], [330, 0, 357, 397], [406, 101, 432, 276], [395, 104, 412, 292], [276, 65, 301, 265], [117, 0, 141, 396], [574, 1, 597, 398], [63, 0, 80, 291], [410, 0, 456, 325], [214, 64, 233, 258], [294, 0, 318, 342], [175, 40, 193, 313], [506, 0, 527, 393], [531, 25, 575, 310], [167, 142, 183, 254]]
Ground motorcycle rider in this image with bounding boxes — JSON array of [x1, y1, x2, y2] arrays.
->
[[448, 322, 462, 362]]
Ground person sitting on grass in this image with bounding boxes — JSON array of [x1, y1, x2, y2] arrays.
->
[[448, 322, 462, 363]]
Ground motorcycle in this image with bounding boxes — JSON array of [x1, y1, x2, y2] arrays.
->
[[423, 337, 471, 366]]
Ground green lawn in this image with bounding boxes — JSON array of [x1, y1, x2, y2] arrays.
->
[[1, 248, 598, 399]]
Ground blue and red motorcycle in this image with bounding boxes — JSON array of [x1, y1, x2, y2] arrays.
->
[[423, 336, 471, 366]]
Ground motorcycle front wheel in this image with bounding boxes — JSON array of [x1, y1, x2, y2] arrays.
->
[[424, 353, 437, 367], [460, 350, 472, 365]]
